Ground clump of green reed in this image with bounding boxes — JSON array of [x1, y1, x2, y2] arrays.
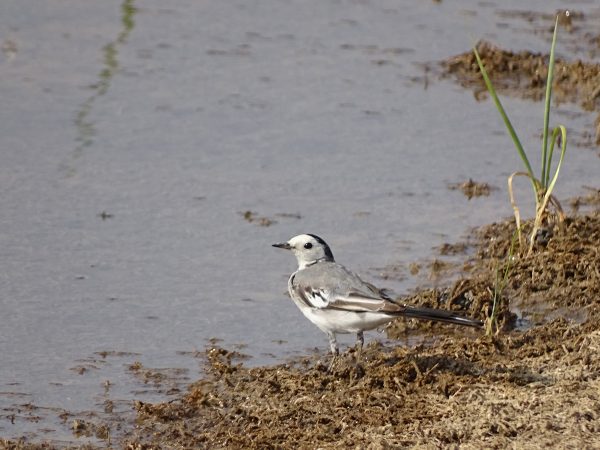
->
[[473, 15, 567, 257], [485, 231, 518, 336]]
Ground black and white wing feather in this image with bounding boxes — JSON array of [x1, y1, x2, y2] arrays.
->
[[290, 261, 482, 328], [290, 262, 402, 313]]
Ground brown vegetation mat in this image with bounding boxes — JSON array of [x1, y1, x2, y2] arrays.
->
[[441, 41, 600, 146], [117, 212, 600, 449]]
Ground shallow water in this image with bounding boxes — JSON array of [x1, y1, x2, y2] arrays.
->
[[1, 0, 599, 443]]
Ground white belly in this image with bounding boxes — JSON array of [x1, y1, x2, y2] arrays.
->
[[298, 304, 395, 334]]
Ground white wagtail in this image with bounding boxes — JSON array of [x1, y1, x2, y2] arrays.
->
[[273, 234, 482, 369]]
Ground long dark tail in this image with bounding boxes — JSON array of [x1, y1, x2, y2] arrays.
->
[[398, 305, 483, 328]]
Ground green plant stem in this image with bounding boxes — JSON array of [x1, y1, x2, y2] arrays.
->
[[541, 16, 560, 187], [472, 46, 537, 198]]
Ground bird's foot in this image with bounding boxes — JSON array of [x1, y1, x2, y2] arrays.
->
[[321, 352, 365, 378]]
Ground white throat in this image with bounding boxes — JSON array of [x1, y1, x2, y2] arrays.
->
[[297, 257, 325, 270]]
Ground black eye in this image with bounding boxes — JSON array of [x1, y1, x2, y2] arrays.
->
[[304, 242, 313, 249]]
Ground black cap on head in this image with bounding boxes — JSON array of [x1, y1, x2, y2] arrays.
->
[[306, 234, 334, 261]]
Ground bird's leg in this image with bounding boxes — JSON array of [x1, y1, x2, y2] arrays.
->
[[352, 331, 366, 378], [327, 332, 339, 372], [355, 331, 364, 360]]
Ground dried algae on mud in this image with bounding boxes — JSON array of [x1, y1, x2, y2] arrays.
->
[[121, 209, 600, 449]]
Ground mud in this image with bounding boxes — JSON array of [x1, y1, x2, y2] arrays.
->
[[440, 40, 600, 146], [4, 6, 600, 448], [239, 210, 277, 227], [448, 179, 495, 199], [570, 186, 600, 213], [3, 209, 599, 449], [443, 40, 600, 110], [102, 208, 598, 449]]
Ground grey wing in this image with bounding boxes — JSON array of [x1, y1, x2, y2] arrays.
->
[[291, 263, 403, 313]]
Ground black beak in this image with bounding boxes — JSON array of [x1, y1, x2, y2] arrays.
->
[[272, 242, 292, 250]]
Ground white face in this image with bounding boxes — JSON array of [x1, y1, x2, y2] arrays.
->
[[276, 234, 334, 269]]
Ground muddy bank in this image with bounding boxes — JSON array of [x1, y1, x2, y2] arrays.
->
[[443, 41, 600, 110], [440, 40, 600, 147], [113, 208, 600, 448], [3, 208, 599, 449]]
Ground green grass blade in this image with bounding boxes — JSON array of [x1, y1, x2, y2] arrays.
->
[[473, 46, 537, 193], [544, 125, 567, 200], [541, 16, 560, 187], [544, 133, 555, 188]]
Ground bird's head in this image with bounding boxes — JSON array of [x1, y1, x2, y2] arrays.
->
[[272, 234, 335, 269]]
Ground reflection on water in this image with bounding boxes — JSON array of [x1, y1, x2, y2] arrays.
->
[[68, 0, 137, 177]]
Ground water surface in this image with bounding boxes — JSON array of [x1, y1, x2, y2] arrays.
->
[[1, 0, 598, 443]]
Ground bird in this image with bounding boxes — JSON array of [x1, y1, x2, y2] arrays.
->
[[273, 233, 483, 370]]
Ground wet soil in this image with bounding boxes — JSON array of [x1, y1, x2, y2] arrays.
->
[[440, 40, 600, 147], [4, 8, 600, 448], [107, 207, 597, 448], [3, 206, 599, 449], [448, 179, 496, 199]]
